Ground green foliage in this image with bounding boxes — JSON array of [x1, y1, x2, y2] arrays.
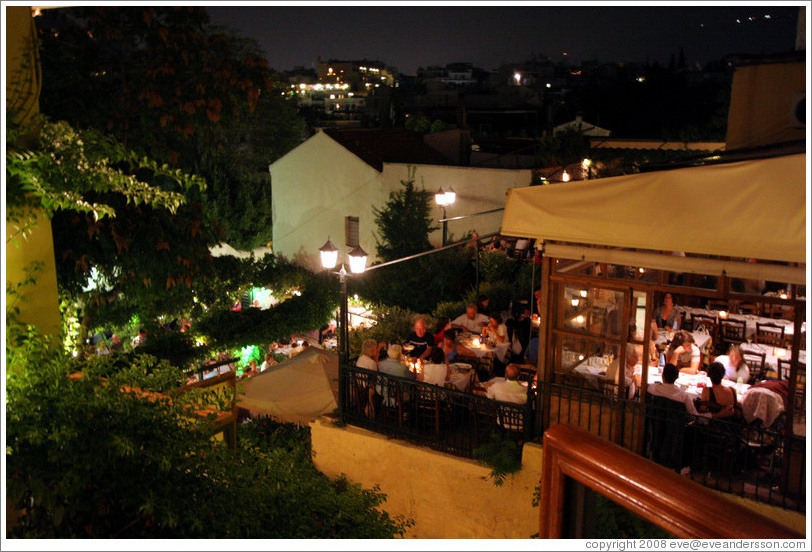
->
[[472, 432, 523, 486], [348, 306, 431, 357], [359, 245, 473, 313], [6, 324, 411, 538], [36, 6, 306, 250], [373, 166, 437, 262], [405, 115, 450, 135], [433, 299, 468, 322], [195, 272, 336, 352]]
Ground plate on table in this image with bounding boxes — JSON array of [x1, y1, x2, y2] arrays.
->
[[402, 344, 415, 352], [453, 363, 472, 371]]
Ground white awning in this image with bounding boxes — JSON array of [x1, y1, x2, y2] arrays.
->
[[502, 154, 807, 279]]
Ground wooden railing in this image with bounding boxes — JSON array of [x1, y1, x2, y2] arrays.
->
[[539, 424, 803, 539]]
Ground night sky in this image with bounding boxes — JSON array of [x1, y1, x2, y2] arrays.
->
[[206, 4, 803, 75]]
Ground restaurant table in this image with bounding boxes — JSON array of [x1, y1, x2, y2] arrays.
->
[[573, 356, 610, 389], [740, 387, 785, 428], [653, 329, 712, 352], [677, 306, 804, 341], [645, 365, 750, 402], [448, 362, 474, 392], [739, 342, 806, 381], [458, 334, 511, 363]]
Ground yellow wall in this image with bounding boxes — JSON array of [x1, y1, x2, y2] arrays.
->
[[725, 61, 806, 150], [311, 417, 805, 538], [5, 6, 62, 337], [310, 418, 543, 538]]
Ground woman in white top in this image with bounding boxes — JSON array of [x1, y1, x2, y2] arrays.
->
[[481, 313, 507, 344], [260, 351, 278, 372], [356, 339, 379, 371], [715, 344, 750, 383], [419, 347, 449, 386]]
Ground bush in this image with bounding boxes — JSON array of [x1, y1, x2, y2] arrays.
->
[[5, 325, 412, 538]]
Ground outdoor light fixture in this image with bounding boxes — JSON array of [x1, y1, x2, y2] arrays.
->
[[571, 299, 580, 307], [580, 289, 588, 298], [435, 187, 457, 245], [562, 170, 570, 182], [319, 237, 339, 270], [348, 245, 368, 274]]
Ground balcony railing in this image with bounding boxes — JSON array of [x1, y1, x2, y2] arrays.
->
[[339, 364, 535, 458], [338, 363, 805, 513]]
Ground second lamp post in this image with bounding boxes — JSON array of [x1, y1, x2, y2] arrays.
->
[[434, 187, 456, 246]]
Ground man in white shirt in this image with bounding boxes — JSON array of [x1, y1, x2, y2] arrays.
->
[[451, 304, 489, 334], [646, 363, 708, 417], [485, 364, 528, 405]]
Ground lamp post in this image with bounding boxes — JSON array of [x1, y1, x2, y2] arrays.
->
[[435, 187, 456, 246], [319, 237, 368, 368]]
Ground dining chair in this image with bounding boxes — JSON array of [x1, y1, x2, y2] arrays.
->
[[755, 322, 785, 347], [777, 359, 806, 390], [741, 351, 766, 383], [706, 300, 729, 312], [719, 318, 747, 348], [734, 302, 761, 315], [691, 314, 719, 351]]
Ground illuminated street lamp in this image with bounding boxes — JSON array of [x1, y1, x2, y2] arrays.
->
[[435, 187, 456, 245], [319, 238, 368, 370]]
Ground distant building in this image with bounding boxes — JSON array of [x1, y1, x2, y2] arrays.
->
[[270, 128, 532, 270]]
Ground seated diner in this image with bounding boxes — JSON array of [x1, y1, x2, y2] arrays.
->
[[451, 304, 489, 334], [404, 317, 433, 360], [484, 364, 527, 405], [441, 329, 475, 363], [714, 344, 750, 383], [356, 339, 379, 371], [697, 362, 739, 420], [666, 330, 701, 375], [419, 347, 450, 387]]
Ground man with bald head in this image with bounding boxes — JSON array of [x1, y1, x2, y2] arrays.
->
[[485, 364, 528, 405]]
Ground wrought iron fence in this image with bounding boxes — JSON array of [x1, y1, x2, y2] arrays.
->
[[338, 364, 805, 512], [339, 364, 535, 458], [536, 380, 806, 513]]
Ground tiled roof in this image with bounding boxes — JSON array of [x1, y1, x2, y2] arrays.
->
[[323, 128, 451, 171]]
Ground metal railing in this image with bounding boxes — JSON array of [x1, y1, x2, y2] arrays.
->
[[337, 364, 805, 512], [536, 380, 806, 513], [339, 364, 535, 458]]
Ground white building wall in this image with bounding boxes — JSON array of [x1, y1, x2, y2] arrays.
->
[[382, 163, 533, 247], [271, 132, 533, 271], [271, 132, 385, 271]]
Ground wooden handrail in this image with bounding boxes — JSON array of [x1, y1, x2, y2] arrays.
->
[[539, 423, 803, 539]]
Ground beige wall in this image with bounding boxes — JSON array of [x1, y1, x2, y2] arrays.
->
[[270, 131, 385, 271], [271, 132, 533, 269], [382, 163, 532, 247], [310, 418, 542, 538], [311, 418, 805, 538], [725, 60, 806, 150]]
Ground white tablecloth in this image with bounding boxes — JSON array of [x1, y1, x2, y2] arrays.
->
[[678, 306, 803, 340], [740, 343, 806, 380], [740, 387, 785, 428], [645, 366, 749, 402], [448, 363, 474, 392], [459, 335, 511, 362]]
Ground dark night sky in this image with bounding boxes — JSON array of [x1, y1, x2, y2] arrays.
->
[[206, 3, 803, 75]]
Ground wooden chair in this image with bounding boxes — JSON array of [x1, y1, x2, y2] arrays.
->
[[777, 359, 806, 391], [764, 303, 795, 320], [741, 351, 767, 383], [518, 364, 537, 383], [706, 300, 729, 312], [691, 314, 719, 349], [414, 384, 446, 437], [719, 318, 747, 348], [734, 302, 761, 315], [173, 371, 237, 450], [755, 322, 785, 347]]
